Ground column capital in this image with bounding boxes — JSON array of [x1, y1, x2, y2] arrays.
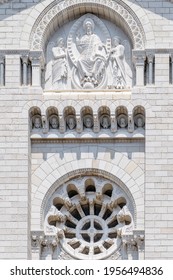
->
[[170, 53, 173, 62], [0, 55, 5, 64], [29, 51, 45, 67], [21, 55, 29, 64], [133, 230, 145, 249], [147, 52, 154, 63], [31, 230, 44, 248], [132, 50, 146, 65]]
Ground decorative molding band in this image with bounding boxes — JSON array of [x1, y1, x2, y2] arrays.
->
[[31, 137, 145, 145], [30, 0, 146, 50]]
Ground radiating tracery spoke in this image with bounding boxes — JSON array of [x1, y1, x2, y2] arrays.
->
[[48, 176, 133, 259]]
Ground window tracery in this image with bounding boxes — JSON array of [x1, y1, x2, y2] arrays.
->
[[43, 176, 135, 259]]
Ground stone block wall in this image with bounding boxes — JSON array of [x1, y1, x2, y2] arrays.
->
[[0, 0, 173, 259]]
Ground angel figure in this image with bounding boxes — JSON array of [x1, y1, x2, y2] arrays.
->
[[52, 37, 68, 89], [110, 37, 132, 89]]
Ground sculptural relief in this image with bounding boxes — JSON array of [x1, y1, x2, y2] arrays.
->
[[134, 114, 145, 128], [52, 37, 68, 89], [110, 37, 132, 89], [32, 115, 42, 130], [67, 115, 76, 130], [75, 18, 107, 89], [100, 115, 111, 129], [117, 114, 128, 128], [49, 115, 59, 129], [83, 114, 93, 128], [45, 14, 133, 90]]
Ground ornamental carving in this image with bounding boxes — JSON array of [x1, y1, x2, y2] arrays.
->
[[43, 176, 135, 259], [45, 14, 133, 90], [30, 0, 145, 52]]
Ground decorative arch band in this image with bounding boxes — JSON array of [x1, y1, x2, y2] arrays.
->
[[30, 0, 146, 51]]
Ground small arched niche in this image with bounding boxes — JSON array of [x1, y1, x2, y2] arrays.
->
[[29, 106, 42, 132], [133, 106, 145, 129]]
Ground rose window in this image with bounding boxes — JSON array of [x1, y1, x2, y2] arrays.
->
[[45, 177, 134, 260]]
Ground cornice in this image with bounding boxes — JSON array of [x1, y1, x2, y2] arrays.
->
[[31, 137, 145, 145]]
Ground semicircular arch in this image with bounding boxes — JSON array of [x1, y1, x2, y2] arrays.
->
[[20, 0, 153, 51]]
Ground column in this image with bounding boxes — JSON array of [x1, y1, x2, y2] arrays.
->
[[133, 51, 146, 86], [42, 115, 48, 134], [128, 114, 134, 133], [21, 56, 28, 86], [110, 115, 117, 133], [31, 231, 44, 260], [30, 52, 43, 87], [41, 238, 53, 260], [147, 53, 154, 85], [134, 230, 145, 260], [127, 240, 137, 260], [59, 116, 66, 133], [0, 56, 5, 86], [76, 115, 83, 133], [170, 54, 173, 84], [93, 115, 100, 133]]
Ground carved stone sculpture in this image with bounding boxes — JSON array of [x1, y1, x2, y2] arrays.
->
[[75, 18, 107, 89], [45, 13, 133, 90], [67, 115, 76, 130], [49, 115, 59, 129], [100, 115, 111, 129], [83, 114, 93, 128], [52, 37, 67, 89], [116, 205, 134, 236], [134, 114, 145, 128], [110, 37, 132, 89], [117, 114, 128, 128], [32, 115, 42, 129]]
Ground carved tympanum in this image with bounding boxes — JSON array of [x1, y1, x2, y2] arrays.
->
[[45, 14, 132, 90]]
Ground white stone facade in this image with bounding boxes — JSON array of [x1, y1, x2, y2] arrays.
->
[[0, 0, 173, 259]]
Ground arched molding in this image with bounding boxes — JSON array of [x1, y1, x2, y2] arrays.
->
[[31, 147, 144, 230], [20, 0, 151, 51], [22, 98, 153, 118]]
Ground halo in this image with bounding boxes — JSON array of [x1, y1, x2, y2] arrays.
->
[[83, 18, 95, 30]]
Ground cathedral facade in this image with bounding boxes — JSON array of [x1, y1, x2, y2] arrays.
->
[[0, 0, 173, 260]]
